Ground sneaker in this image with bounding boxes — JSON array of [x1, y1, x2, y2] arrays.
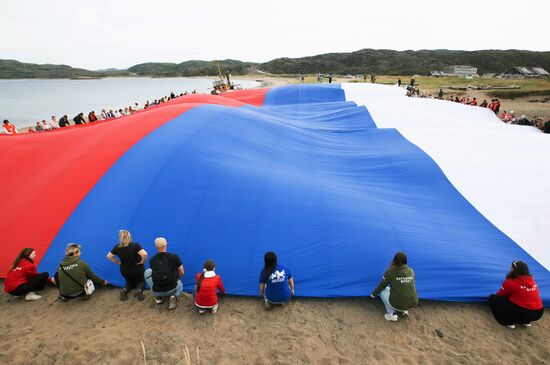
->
[[401, 310, 409, 316], [136, 290, 145, 301], [522, 323, 532, 327], [25, 292, 42, 301], [384, 313, 398, 322], [154, 297, 163, 304], [168, 295, 177, 310], [211, 305, 218, 314], [120, 289, 128, 301], [264, 300, 273, 311], [198, 309, 206, 314], [507, 324, 516, 329]]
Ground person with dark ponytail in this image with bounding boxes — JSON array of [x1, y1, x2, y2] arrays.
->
[[193, 260, 225, 314], [371, 252, 418, 321], [489, 260, 544, 329], [3, 248, 54, 300], [259, 251, 295, 310]]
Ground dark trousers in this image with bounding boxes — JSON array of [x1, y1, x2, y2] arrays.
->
[[9, 272, 49, 296], [122, 268, 145, 291], [489, 294, 544, 326]]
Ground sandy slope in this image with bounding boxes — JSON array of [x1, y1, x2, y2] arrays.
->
[[0, 284, 547, 365]]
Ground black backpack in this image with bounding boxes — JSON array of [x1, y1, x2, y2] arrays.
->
[[152, 254, 175, 287]]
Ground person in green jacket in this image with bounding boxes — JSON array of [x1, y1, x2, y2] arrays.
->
[[370, 252, 418, 322], [56, 243, 108, 301]]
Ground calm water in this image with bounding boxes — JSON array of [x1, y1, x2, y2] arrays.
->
[[0, 77, 260, 128]]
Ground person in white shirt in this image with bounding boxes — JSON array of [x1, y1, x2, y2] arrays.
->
[[50, 116, 60, 129], [42, 120, 52, 130]]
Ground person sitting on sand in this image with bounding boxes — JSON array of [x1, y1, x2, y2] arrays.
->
[[370, 252, 418, 322], [489, 261, 544, 329], [479, 99, 488, 108], [144, 237, 184, 310], [3, 248, 55, 300], [194, 260, 225, 314], [259, 251, 295, 310], [56, 243, 108, 301], [106, 230, 147, 301]]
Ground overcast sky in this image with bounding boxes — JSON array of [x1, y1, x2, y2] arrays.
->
[[1, 0, 548, 70]]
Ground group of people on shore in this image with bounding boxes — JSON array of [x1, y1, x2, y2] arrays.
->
[[405, 88, 550, 133], [3, 230, 545, 328], [1, 90, 200, 135]]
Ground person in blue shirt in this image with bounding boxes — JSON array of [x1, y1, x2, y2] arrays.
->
[[259, 251, 295, 310]]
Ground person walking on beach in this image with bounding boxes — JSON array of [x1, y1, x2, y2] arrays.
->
[[370, 252, 418, 321], [4, 248, 55, 300], [2, 120, 17, 134], [144, 237, 184, 310], [56, 243, 108, 301], [106, 230, 147, 301], [194, 260, 225, 314], [489, 261, 544, 329], [259, 251, 295, 310]]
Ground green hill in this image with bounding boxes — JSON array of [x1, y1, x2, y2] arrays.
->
[[260, 49, 550, 75], [0, 59, 130, 79], [2, 49, 550, 79], [127, 59, 257, 77]]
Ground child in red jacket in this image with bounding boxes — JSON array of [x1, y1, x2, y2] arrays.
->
[[4, 248, 54, 300], [194, 260, 225, 314], [489, 260, 544, 329]]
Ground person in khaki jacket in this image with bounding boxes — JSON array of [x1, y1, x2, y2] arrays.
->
[[56, 243, 108, 301], [371, 252, 418, 322]]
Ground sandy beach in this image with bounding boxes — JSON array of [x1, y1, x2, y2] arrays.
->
[[0, 284, 547, 364]]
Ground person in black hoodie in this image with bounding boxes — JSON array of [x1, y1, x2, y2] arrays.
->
[[58, 115, 70, 127], [73, 113, 86, 125]]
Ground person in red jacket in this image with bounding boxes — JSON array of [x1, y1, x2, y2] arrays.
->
[[489, 260, 544, 329], [4, 247, 54, 300], [194, 260, 225, 314]]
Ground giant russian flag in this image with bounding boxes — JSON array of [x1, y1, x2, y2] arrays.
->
[[1, 84, 548, 304]]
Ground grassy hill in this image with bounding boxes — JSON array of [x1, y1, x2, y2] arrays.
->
[[260, 49, 550, 75], [0, 59, 130, 79], [127, 59, 257, 77], [2, 49, 550, 79]]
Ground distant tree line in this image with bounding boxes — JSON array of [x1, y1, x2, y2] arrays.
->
[[2, 49, 550, 79]]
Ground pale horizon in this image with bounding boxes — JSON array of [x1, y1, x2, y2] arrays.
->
[[1, 0, 548, 70]]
